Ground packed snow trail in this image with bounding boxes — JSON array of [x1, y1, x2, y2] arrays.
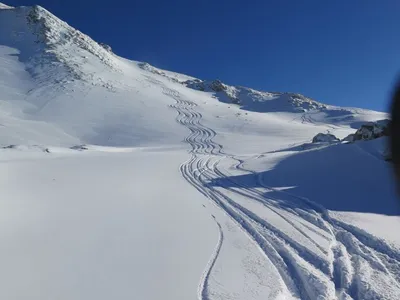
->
[[159, 83, 400, 300]]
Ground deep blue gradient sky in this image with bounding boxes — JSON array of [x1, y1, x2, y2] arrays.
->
[[7, 0, 400, 111]]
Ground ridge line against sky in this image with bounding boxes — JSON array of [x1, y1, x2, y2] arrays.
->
[[5, 0, 400, 112]]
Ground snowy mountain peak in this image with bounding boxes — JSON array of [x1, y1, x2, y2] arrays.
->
[[0, 3, 118, 86], [0, 2, 13, 9]]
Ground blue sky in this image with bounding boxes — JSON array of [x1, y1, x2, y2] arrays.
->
[[7, 0, 400, 111]]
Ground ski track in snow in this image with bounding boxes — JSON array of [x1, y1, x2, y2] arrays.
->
[[158, 82, 400, 300]]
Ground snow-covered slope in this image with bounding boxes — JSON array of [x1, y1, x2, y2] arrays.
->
[[0, 2, 386, 149], [0, 2, 11, 9], [0, 4, 188, 147], [0, 3, 398, 300]]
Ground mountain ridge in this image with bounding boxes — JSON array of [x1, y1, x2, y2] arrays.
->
[[0, 2, 386, 149], [0, 2, 385, 117]]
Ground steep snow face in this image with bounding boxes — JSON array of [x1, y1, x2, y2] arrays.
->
[[0, 5, 188, 147], [0, 4, 118, 84], [0, 2, 13, 9]]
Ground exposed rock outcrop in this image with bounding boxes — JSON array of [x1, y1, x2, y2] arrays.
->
[[343, 119, 390, 142], [312, 133, 340, 143], [99, 42, 112, 53], [209, 79, 226, 92], [342, 134, 355, 143]]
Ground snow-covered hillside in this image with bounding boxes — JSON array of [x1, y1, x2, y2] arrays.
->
[[0, 3, 398, 300]]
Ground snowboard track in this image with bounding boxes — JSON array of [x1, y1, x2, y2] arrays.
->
[[159, 83, 400, 300]]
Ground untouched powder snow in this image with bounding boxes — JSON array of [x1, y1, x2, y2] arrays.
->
[[0, 149, 219, 300], [0, 3, 399, 300]]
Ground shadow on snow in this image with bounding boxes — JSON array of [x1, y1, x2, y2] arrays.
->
[[208, 141, 400, 216]]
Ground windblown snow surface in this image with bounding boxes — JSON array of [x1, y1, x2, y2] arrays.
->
[[0, 3, 399, 300]]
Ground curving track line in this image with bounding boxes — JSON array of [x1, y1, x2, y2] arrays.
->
[[160, 84, 400, 300]]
